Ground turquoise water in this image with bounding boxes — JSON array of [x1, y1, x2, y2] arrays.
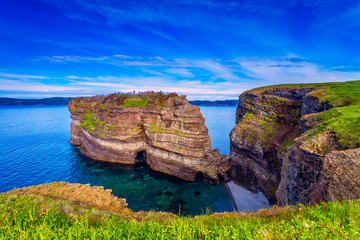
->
[[0, 106, 239, 215]]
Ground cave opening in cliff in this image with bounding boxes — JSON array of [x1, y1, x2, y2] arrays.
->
[[135, 151, 147, 165], [195, 172, 204, 181]]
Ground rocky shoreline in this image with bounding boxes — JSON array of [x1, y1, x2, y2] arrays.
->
[[69, 81, 360, 208], [69, 92, 229, 185]]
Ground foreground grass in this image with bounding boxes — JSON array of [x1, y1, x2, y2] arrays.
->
[[1, 183, 360, 239]]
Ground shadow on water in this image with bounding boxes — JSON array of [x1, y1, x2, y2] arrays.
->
[[134, 150, 188, 184], [69, 146, 233, 216]]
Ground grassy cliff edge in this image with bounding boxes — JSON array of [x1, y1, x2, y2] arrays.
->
[[230, 80, 360, 205], [3, 82, 360, 238], [240, 80, 360, 152], [1, 182, 360, 239]]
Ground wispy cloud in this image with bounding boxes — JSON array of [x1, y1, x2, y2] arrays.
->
[[0, 72, 88, 96], [38, 55, 242, 81], [113, 54, 133, 59], [4, 52, 360, 100], [0, 79, 80, 92], [164, 68, 194, 78], [0, 72, 50, 80], [191, 60, 241, 81], [39, 55, 110, 63], [38, 55, 173, 67], [73, 1, 242, 30], [65, 74, 247, 100], [235, 55, 360, 84]]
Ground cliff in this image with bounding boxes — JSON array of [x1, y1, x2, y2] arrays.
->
[[69, 92, 229, 184], [230, 81, 360, 205]]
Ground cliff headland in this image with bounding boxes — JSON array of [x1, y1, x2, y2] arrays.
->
[[230, 80, 360, 205], [67, 81, 360, 207], [2, 81, 360, 238], [69, 92, 229, 184]]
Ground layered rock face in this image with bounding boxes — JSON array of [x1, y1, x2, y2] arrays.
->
[[230, 87, 313, 203], [230, 81, 360, 205], [69, 92, 229, 184]]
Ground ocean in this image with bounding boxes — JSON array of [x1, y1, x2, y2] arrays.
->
[[0, 105, 269, 215]]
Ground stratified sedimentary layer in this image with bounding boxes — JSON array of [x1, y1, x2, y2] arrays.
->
[[69, 92, 229, 184], [230, 81, 360, 205]]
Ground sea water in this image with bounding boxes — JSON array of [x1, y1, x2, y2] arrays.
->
[[0, 105, 269, 215], [201, 106, 271, 212]]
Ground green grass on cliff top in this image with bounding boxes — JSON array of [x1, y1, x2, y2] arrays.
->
[[309, 81, 360, 149], [2, 189, 360, 239], [247, 80, 360, 150], [71, 91, 178, 110], [313, 105, 360, 149], [311, 80, 360, 107], [248, 80, 360, 107], [123, 97, 149, 108]]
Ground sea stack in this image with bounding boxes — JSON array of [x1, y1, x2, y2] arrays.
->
[[69, 92, 229, 184], [229, 81, 360, 205]]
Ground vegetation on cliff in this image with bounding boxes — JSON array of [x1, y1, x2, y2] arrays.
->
[[69, 91, 178, 112], [296, 81, 360, 151], [69, 91, 229, 184], [231, 80, 360, 206], [1, 183, 360, 239], [239, 80, 360, 152], [70, 91, 180, 138]]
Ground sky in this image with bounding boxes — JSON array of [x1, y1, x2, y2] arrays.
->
[[1, 0, 360, 100]]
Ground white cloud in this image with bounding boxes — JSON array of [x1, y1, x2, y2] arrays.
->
[[41, 55, 241, 82], [192, 60, 241, 80], [236, 57, 360, 84], [66, 74, 248, 100], [113, 54, 132, 59], [164, 68, 194, 78], [0, 79, 79, 92], [131, 58, 242, 81], [15, 54, 360, 100], [0, 72, 49, 79], [40, 55, 110, 63]]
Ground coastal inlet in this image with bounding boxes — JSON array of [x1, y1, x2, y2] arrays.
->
[[0, 103, 270, 215]]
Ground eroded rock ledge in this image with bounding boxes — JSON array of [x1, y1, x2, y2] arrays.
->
[[230, 81, 360, 205], [69, 92, 229, 184]]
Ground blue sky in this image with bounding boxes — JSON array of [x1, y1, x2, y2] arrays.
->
[[1, 0, 360, 99]]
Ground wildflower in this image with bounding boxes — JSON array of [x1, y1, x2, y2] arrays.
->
[[261, 230, 269, 237]]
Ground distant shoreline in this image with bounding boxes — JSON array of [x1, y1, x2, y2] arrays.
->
[[0, 97, 238, 106], [0, 97, 73, 106]]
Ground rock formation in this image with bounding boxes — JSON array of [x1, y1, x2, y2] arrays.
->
[[230, 81, 360, 205], [69, 92, 229, 184]]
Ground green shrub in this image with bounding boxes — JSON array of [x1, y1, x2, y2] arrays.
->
[[80, 109, 99, 132], [123, 97, 148, 108]]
